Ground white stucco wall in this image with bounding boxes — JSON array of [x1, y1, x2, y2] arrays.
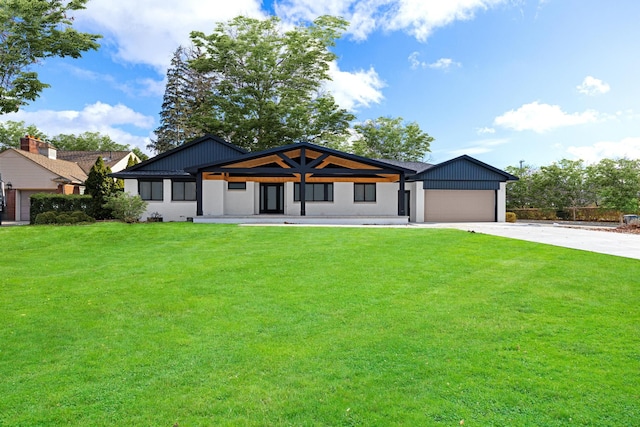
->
[[124, 178, 196, 222], [289, 182, 399, 216], [224, 182, 256, 215], [497, 182, 507, 222]]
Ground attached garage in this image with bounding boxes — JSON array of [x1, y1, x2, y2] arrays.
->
[[19, 190, 56, 221], [410, 155, 518, 223], [425, 189, 495, 222]]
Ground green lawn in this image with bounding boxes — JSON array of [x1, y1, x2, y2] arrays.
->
[[0, 222, 638, 426]]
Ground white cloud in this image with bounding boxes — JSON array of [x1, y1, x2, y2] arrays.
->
[[1, 102, 155, 152], [409, 52, 460, 71], [75, 0, 265, 71], [567, 137, 640, 164], [476, 127, 496, 135], [448, 138, 509, 156], [494, 101, 603, 133], [276, 0, 509, 42], [577, 76, 610, 96], [325, 62, 385, 111]]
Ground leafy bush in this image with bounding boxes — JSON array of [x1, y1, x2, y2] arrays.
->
[[103, 192, 147, 223], [34, 211, 58, 225], [34, 210, 95, 225], [30, 194, 92, 224], [505, 212, 517, 223]]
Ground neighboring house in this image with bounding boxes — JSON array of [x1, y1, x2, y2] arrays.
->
[[57, 150, 139, 174], [113, 134, 518, 223], [0, 136, 137, 221]]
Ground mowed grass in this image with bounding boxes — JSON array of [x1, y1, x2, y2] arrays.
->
[[0, 223, 638, 426]]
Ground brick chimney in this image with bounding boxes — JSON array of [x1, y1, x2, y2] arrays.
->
[[20, 135, 57, 159]]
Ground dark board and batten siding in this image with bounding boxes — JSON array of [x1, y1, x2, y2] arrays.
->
[[135, 135, 247, 172], [412, 155, 518, 190]]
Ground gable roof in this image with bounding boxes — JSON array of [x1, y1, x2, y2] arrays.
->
[[410, 154, 518, 190], [57, 150, 134, 174], [112, 134, 247, 179], [376, 159, 433, 174], [185, 141, 417, 177], [5, 148, 87, 184]]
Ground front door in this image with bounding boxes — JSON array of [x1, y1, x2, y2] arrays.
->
[[260, 183, 284, 214]]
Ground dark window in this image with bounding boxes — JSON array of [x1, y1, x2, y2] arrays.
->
[[354, 183, 376, 202], [294, 183, 333, 202], [172, 181, 196, 201], [139, 180, 163, 201], [228, 182, 247, 190]]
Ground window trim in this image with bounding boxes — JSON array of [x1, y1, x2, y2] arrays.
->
[[139, 179, 163, 201], [293, 182, 334, 202], [227, 182, 247, 190], [354, 183, 376, 202], [171, 180, 196, 201]]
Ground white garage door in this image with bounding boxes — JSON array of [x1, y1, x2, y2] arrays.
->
[[425, 190, 495, 222], [19, 190, 55, 221]]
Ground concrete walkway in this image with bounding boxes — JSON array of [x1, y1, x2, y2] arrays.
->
[[416, 222, 640, 260]]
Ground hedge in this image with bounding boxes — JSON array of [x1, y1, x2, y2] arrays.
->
[[510, 207, 622, 222], [30, 194, 92, 224]]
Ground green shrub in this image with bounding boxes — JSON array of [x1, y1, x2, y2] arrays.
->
[[30, 194, 92, 224], [71, 211, 95, 223], [103, 192, 148, 223], [34, 211, 58, 225], [505, 212, 517, 223], [34, 210, 95, 225]]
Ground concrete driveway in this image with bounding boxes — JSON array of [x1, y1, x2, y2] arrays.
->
[[417, 222, 640, 260]]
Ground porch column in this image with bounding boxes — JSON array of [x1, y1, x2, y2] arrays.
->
[[196, 171, 203, 216], [398, 174, 406, 216], [300, 147, 306, 216]]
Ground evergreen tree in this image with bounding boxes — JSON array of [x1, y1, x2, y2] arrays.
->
[[85, 157, 116, 219], [149, 46, 213, 154]]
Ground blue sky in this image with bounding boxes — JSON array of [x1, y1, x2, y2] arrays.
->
[[3, 0, 640, 169]]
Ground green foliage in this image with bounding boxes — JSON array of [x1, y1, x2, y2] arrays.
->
[[84, 157, 117, 219], [0, 120, 47, 150], [126, 154, 138, 168], [190, 15, 355, 151], [29, 193, 91, 223], [352, 116, 433, 161], [103, 192, 147, 223], [34, 210, 95, 225], [149, 46, 211, 154], [49, 131, 128, 151], [131, 147, 148, 161], [587, 158, 640, 219], [0, 0, 101, 113], [0, 224, 638, 425]]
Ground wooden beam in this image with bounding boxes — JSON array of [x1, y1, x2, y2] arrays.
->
[[222, 154, 291, 169], [315, 155, 381, 170]]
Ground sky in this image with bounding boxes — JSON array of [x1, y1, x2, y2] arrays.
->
[[3, 0, 640, 169]]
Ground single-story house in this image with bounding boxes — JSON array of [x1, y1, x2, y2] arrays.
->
[[0, 136, 139, 221], [112, 134, 518, 224]]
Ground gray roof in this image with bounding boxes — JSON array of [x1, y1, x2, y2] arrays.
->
[[375, 159, 433, 174], [57, 150, 135, 174]]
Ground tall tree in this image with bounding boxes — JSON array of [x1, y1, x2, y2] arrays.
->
[[50, 131, 128, 151], [149, 45, 213, 154], [587, 158, 640, 221], [0, 0, 101, 114], [536, 159, 594, 218], [190, 15, 355, 151], [351, 116, 433, 161], [0, 120, 47, 150], [505, 163, 541, 209], [85, 156, 117, 219]]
